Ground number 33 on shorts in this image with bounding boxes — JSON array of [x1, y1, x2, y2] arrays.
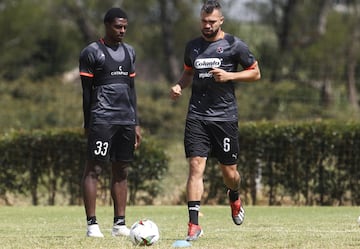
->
[[94, 141, 109, 156]]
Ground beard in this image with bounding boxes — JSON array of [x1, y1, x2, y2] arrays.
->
[[201, 27, 220, 39]]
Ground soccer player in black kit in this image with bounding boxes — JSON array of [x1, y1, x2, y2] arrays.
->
[[170, 0, 261, 241], [79, 8, 141, 238]]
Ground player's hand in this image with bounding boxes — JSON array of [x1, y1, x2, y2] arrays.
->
[[170, 84, 182, 100], [135, 125, 142, 149], [209, 68, 230, 82]]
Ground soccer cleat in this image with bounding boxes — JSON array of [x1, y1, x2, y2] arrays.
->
[[186, 222, 203, 241], [229, 195, 245, 225], [112, 225, 130, 237], [87, 224, 104, 237]]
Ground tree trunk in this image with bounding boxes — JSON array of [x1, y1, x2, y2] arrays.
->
[[347, 56, 359, 111], [346, 6, 360, 111], [158, 0, 180, 83], [320, 78, 333, 108], [30, 160, 38, 206], [270, 0, 298, 82], [270, 0, 331, 82], [64, 0, 99, 43]]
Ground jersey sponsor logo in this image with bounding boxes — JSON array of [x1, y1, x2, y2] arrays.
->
[[194, 58, 222, 69], [111, 66, 129, 76], [199, 72, 213, 79]]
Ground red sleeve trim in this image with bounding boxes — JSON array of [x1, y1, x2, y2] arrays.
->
[[184, 64, 193, 71], [245, 61, 257, 70], [80, 72, 94, 78]]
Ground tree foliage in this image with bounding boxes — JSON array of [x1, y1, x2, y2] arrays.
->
[[0, 78, 83, 131], [257, 0, 360, 109], [1, 1, 359, 112], [0, 0, 83, 80]]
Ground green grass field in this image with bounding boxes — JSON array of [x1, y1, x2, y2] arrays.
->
[[0, 205, 359, 249]]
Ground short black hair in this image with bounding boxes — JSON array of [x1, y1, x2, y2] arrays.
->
[[201, 0, 221, 14], [103, 7, 128, 23]]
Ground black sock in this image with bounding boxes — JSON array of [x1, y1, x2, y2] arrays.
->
[[188, 201, 200, 225], [228, 189, 239, 202], [87, 216, 98, 225], [114, 216, 126, 226]]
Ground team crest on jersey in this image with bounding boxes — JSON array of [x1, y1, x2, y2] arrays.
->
[[216, 47, 224, 54]]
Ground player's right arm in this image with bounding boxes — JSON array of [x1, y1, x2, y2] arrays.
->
[[80, 76, 93, 133], [170, 67, 194, 100], [79, 44, 97, 134], [170, 41, 195, 100]]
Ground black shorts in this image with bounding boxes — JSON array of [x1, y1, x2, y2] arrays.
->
[[184, 118, 239, 165], [87, 124, 135, 163]]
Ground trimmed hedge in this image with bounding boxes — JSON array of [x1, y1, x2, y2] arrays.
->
[[204, 121, 360, 206], [1, 121, 360, 206], [0, 129, 168, 205]]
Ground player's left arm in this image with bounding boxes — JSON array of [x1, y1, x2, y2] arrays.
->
[[210, 61, 261, 83], [127, 46, 142, 149], [129, 73, 142, 149]]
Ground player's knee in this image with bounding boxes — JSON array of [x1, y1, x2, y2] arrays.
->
[[112, 162, 128, 180], [189, 157, 206, 177], [114, 169, 128, 181], [84, 161, 103, 178], [221, 165, 240, 181]]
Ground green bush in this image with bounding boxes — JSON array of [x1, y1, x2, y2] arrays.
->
[[2, 121, 360, 206], [204, 121, 360, 206], [0, 129, 168, 206]]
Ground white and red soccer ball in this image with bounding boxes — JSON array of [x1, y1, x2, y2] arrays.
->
[[129, 219, 160, 246]]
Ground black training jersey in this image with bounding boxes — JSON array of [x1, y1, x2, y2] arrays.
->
[[79, 39, 137, 126], [184, 33, 256, 121]]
